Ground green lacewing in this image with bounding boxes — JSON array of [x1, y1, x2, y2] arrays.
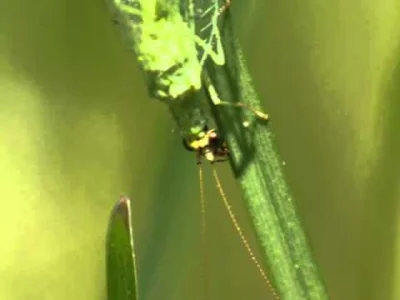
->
[[105, 1, 277, 298]]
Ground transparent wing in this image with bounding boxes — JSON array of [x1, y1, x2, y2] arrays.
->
[[193, 0, 226, 66]]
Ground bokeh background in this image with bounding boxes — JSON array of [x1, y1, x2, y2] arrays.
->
[[1, 0, 399, 299]]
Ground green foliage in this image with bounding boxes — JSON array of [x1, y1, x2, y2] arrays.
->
[[106, 197, 138, 300], [1, 0, 399, 299]]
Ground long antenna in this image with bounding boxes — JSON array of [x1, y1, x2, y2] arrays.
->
[[211, 166, 279, 299], [199, 164, 209, 300]]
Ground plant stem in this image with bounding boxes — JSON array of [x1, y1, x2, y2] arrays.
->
[[204, 12, 329, 300]]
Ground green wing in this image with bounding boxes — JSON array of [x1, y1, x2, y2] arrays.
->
[[193, 0, 226, 66]]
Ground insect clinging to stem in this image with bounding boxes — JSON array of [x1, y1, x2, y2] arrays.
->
[[105, 0, 279, 298]]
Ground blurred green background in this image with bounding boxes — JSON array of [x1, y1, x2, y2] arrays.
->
[[0, 0, 399, 299]]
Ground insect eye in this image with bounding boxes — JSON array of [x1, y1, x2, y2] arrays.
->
[[182, 138, 194, 151]]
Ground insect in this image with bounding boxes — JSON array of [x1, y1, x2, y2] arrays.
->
[[106, 0, 278, 298], [106, 0, 267, 145]]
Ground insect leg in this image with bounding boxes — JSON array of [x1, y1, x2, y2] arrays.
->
[[203, 73, 269, 120]]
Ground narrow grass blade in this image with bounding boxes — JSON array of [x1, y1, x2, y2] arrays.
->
[[204, 12, 329, 300], [106, 196, 138, 300]]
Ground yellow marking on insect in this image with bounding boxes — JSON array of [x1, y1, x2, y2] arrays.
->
[[189, 129, 215, 150]]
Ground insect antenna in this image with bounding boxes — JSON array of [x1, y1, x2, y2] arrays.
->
[[211, 166, 280, 299], [198, 163, 210, 300]]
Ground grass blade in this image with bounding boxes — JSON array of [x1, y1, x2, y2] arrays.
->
[[106, 196, 138, 300], [204, 11, 329, 299]]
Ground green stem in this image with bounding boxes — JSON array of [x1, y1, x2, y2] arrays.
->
[[205, 12, 329, 300]]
